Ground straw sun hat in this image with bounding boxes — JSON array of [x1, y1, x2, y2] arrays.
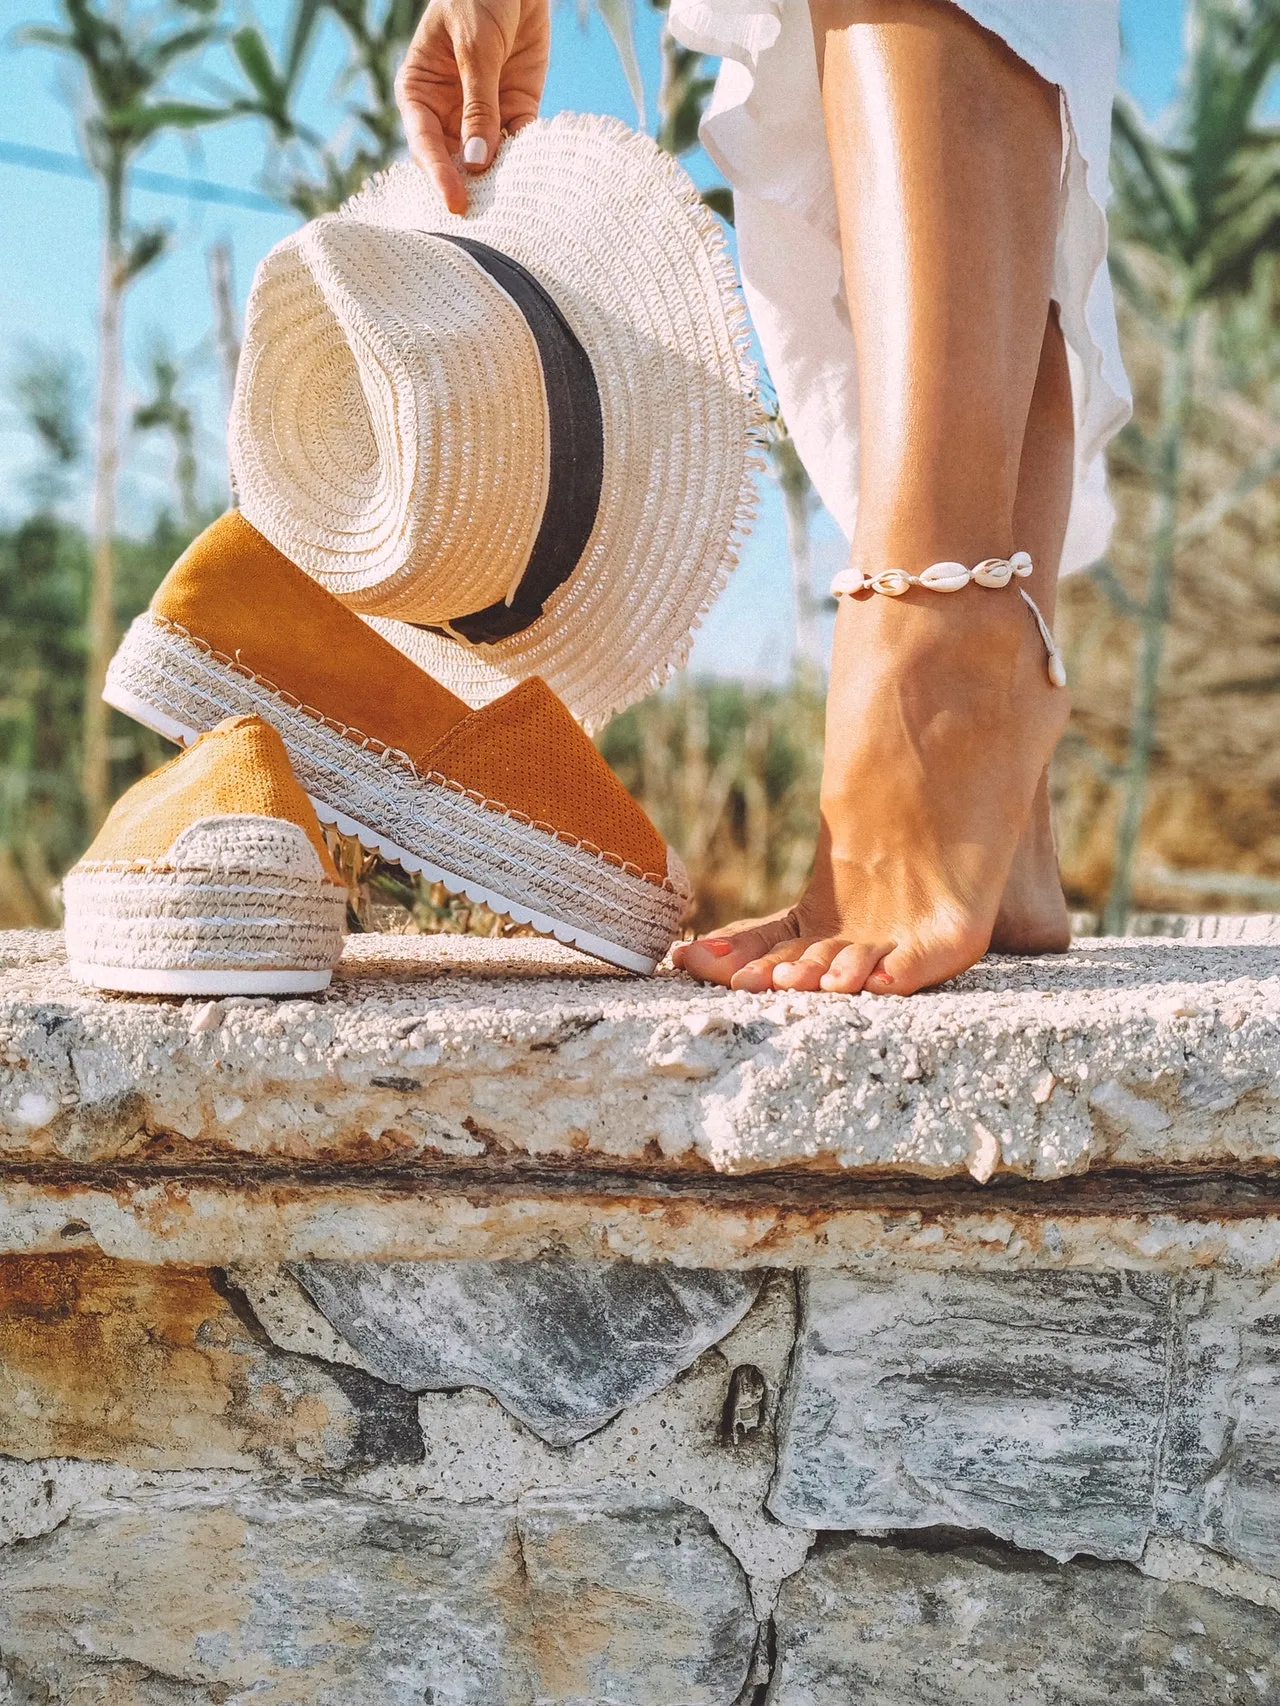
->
[[229, 113, 762, 731]]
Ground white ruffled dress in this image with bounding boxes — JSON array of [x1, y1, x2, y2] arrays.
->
[[666, 0, 1133, 575]]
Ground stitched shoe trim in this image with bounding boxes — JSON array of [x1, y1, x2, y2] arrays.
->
[[151, 614, 679, 896]]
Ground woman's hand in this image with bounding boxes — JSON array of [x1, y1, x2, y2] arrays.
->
[[396, 0, 551, 214]]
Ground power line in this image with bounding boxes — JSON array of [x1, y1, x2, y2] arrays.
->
[[0, 139, 287, 214]]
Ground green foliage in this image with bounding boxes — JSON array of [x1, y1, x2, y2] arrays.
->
[[1112, 0, 1280, 307], [9, 347, 84, 507], [229, 0, 422, 214], [18, 0, 223, 202], [0, 513, 199, 923], [588, 0, 646, 128], [0, 519, 89, 897], [700, 183, 734, 225], [133, 345, 201, 528]]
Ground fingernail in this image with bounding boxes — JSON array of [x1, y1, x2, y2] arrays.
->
[[695, 939, 736, 958], [463, 136, 488, 166]]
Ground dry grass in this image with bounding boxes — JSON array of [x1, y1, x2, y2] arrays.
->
[[1054, 296, 1280, 915]]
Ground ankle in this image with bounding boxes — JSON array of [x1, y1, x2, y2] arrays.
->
[[848, 507, 1018, 578], [836, 578, 1032, 670]]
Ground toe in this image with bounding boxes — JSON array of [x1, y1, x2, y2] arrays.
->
[[818, 940, 896, 993], [729, 935, 813, 992], [865, 924, 987, 995], [677, 916, 798, 987], [773, 938, 848, 991]]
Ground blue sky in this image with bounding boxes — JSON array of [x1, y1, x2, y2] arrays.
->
[[0, 0, 1187, 680]]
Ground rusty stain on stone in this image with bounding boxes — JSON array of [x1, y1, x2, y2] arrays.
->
[[0, 1253, 421, 1470]]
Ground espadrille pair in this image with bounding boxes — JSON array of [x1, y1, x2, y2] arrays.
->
[[65, 117, 760, 996]]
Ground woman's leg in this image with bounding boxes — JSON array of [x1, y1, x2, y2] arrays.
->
[[991, 302, 1075, 953], [676, 0, 1072, 994]]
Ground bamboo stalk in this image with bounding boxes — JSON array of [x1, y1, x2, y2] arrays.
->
[[1103, 311, 1195, 932], [83, 161, 124, 832]]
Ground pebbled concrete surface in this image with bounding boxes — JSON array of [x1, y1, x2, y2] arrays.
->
[[2, 929, 1278, 1179], [2, 928, 1278, 1269]]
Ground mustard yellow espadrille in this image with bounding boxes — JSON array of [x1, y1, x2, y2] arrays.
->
[[65, 715, 346, 995], [104, 514, 690, 973]]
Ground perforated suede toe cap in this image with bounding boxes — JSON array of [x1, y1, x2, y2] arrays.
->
[[422, 679, 674, 891]]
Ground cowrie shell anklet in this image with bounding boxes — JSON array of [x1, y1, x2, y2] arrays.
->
[[830, 552, 1068, 688]]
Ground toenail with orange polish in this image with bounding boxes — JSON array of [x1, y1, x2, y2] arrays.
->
[[696, 939, 736, 957]]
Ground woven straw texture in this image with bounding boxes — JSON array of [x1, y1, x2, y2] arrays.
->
[[65, 822, 346, 974], [229, 113, 763, 732], [107, 615, 689, 963], [232, 227, 548, 619], [66, 717, 345, 976]]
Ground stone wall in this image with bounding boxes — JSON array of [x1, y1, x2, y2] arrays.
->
[[3, 930, 1280, 1703], [5, 1250, 1280, 1703]]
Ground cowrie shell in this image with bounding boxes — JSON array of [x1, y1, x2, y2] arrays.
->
[[870, 569, 912, 597], [1048, 652, 1068, 688], [919, 561, 971, 592], [972, 558, 1014, 588], [830, 569, 868, 596], [1010, 550, 1034, 577]]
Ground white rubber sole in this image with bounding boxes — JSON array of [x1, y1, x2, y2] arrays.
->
[[104, 682, 657, 976], [68, 962, 333, 996]]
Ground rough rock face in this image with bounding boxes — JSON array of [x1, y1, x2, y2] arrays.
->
[[769, 1536, 1280, 1704], [290, 1258, 762, 1444], [0, 1253, 421, 1471], [0, 1486, 536, 1704], [770, 1268, 1171, 1559], [5, 1249, 1280, 1700], [769, 1268, 1280, 1575], [0, 1485, 757, 1705], [352, 1272, 813, 1613], [1165, 1276, 1280, 1579], [518, 1489, 757, 1704]]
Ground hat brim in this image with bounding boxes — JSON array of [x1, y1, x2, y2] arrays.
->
[[339, 113, 763, 732]]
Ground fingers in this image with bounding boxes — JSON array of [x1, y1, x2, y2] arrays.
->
[[397, 77, 469, 214], [456, 27, 504, 175]]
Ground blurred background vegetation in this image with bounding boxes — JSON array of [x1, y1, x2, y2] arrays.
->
[[1, 0, 1277, 936]]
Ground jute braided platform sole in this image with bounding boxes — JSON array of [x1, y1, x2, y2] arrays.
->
[[104, 615, 688, 974], [65, 834, 347, 997]]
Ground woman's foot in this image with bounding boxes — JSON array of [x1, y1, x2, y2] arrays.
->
[[673, 785, 1070, 985], [988, 771, 1071, 954], [672, 583, 1070, 995]]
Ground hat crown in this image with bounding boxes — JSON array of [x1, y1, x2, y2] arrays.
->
[[232, 218, 551, 622], [229, 116, 761, 731]]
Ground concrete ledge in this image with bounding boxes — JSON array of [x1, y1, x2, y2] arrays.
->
[[4, 924, 1280, 1701], [2, 928, 1278, 1269]]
